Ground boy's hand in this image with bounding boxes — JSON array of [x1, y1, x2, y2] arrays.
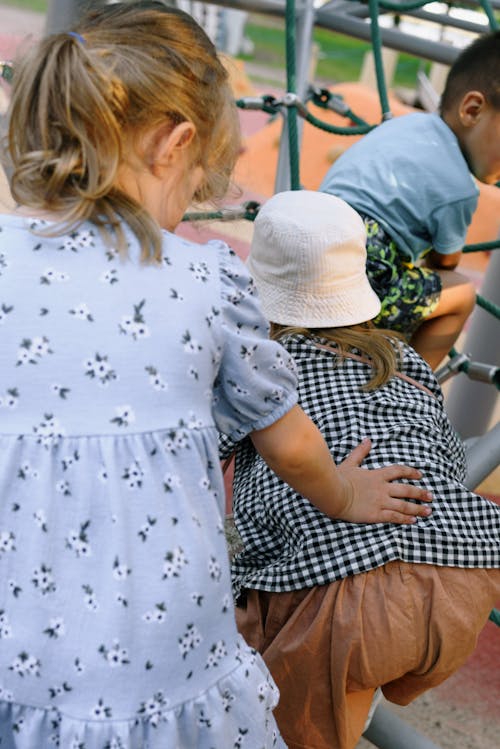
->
[[336, 439, 433, 524]]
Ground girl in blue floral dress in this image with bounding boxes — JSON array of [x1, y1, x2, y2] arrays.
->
[[0, 3, 432, 747]]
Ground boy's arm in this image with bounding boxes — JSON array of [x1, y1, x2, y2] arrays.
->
[[424, 248, 462, 270], [250, 404, 432, 525]]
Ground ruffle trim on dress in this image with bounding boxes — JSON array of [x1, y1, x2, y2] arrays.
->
[[0, 644, 286, 749]]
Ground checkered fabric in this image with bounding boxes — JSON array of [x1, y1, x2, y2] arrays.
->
[[221, 335, 500, 600]]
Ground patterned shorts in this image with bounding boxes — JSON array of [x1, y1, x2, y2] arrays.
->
[[361, 215, 441, 339]]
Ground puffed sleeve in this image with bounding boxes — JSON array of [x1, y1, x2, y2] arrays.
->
[[212, 243, 298, 441]]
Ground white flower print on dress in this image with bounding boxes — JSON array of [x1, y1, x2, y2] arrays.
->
[[33, 509, 48, 532], [163, 472, 181, 493], [112, 556, 131, 580], [90, 698, 112, 719], [142, 602, 167, 623], [16, 336, 53, 366], [66, 520, 91, 558], [61, 450, 79, 471], [169, 287, 184, 302], [58, 228, 95, 252], [138, 515, 157, 542], [83, 352, 117, 386], [205, 305, 220, 328], [122, 460, 144, 489], [98, 639, 130, 667], [69, 303, 94, 322], [205, 640, 228, 669], [74, 657, 85, 675], [40, 268, 70, 285], [138, 691, 169, 728], [119, 300, 150, 340], [181, 330, 202, 354], [208, 556, 222, 582], [9, 651, 41, 677], [31, 564, 56, 595], [178, 623, 202, 659], [0, 531, 16, 555], [97, 465, 108, 483], [0, 609, 13, 639], [82, 584, 99, 612], [110, 405, 135, 428], [56, 479, 71, 496], [162, 546, 188, 579], [51, 383, 71, 400], [0, 387, 19, 409], [163, 424, 190, 455], [0, 252, 9, 275], [189, 261, 210, 282], [221, 688, 236, 712], [43, 617, 65, 639], [48, 681, 72, 699], [8, 579, 22, 598], [99, 267, 119, 285], [104, 737, 125, 749], [226, 379, 249, 398], [0, 302, 13, 323], [0, 684, 13, 702], [145, 365, 168, 391], [33, 413, 66, 449], [18, 461, 38, 480]]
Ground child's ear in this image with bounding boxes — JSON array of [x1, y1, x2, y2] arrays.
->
[[459, 91, 487, 127], [146, 121, 196, 175]]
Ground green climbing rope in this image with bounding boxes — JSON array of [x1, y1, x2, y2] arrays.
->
[[368, 0, 392, 120], [463, 239, 500, 253], [476, 294, 500, 321]]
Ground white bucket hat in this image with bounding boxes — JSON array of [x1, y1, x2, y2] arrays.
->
[[247, 190, 381, 328]]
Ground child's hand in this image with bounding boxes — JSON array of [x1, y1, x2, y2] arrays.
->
[[336, 439, 433, 524]]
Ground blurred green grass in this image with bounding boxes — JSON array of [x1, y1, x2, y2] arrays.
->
[[2, 2, 426, 88], [241, 18, 428, 88]]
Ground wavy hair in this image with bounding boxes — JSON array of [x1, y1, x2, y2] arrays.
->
[[7, 1, 241, 261], [270, 321, 404, 390]]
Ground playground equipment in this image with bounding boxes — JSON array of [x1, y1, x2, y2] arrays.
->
[[3, 3, 500, 745]]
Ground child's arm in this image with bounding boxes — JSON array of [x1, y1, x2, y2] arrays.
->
[[424, 249, 462, 271], [251, 404, 432, 525]]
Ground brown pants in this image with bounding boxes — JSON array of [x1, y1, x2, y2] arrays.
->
[[236, 562, 500, 749]]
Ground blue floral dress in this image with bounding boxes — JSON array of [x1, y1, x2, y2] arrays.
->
[[0, 214, 297, 748]]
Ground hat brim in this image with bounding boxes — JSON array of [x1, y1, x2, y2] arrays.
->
[[251, 269, 382, 328]]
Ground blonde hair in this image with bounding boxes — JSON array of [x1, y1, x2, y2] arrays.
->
[[270, 322, 404, 390], [7, 2, 241, 261]]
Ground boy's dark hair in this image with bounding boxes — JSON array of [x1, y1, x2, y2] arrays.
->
[[441, 30, 500, 112]]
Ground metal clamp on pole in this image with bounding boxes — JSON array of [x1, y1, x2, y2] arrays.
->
[[465, 361, 500, 387], [435, 352, 471, 384], [308, 85, 350, 115], [282, 92, 310, 118]]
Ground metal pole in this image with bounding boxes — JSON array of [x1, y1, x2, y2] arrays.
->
[[45, 0, 98, 34], [274, 0, 316, 193], [464, 422, 500, 490], [446, 249, 500, 439]]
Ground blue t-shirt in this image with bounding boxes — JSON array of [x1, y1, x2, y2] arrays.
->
[[320, 112, 479, 262]]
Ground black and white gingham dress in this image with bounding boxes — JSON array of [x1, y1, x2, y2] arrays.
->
[[224, 334, 500, 600]]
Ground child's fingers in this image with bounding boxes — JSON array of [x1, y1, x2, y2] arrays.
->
[[377, 464, 424, 483], [389, 481, 433, 503], [340, 438, 372, 467], [381, 497, 433, 524]]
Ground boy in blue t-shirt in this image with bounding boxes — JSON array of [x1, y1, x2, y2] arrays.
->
[[320, 30, 500, 370]]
